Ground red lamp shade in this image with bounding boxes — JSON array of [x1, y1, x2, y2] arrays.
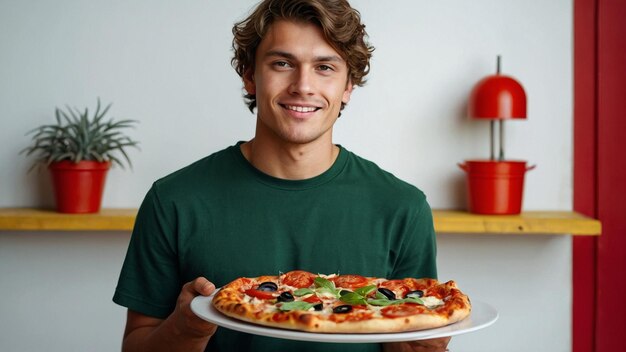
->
[[468, 74, 527, 120]]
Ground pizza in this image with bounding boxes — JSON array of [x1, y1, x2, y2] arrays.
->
[[211, 270, 471, 333]]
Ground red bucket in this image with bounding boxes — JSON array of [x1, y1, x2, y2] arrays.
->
[[49, 160, 111, 213], [458, 160, 535, 215]]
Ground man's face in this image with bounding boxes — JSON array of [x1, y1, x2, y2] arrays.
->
[[244, 20, 353, 146]]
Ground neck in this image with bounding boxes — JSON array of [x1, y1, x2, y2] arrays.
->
[[240, 138, 339, 180]]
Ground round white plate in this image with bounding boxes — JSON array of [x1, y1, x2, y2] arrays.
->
[[190, 292, 498, 343]]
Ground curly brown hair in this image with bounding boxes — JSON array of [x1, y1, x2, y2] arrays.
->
[[231, 0, 374, 112]]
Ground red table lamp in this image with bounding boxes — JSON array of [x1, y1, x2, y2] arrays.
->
[[459, 56, 535, 214]]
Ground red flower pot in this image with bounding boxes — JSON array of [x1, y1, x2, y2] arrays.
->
[[48, 160, 111, 213], [458, 160, 535, 215]]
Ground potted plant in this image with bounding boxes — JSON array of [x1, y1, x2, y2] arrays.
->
[[22, 99, 139, 213]]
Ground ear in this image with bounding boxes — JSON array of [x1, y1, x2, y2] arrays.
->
[[243, 68, 256, 95], [342, 80, 354, 105]]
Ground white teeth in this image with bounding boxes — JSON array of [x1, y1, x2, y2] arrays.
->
[[285, 105, 317, 113]]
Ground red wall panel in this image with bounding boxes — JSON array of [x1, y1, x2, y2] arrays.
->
[[573, 0, 598, 351], [574, 0, 626, 351], [595, 0, 626, 349]]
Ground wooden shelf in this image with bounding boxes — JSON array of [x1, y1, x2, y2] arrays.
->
[[0, 208, 601, 235], [432, 210, 601, 235], [0, 208, 136, 231]]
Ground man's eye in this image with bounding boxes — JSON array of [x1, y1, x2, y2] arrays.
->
[[318, 65, 333, 71], [273, 61, 290, 68]]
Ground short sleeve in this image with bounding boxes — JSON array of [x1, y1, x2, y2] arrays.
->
[[112, 184, 182, 319], [389, 195, 438, 280]]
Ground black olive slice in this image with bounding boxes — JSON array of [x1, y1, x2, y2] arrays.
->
[[377, 287, 396, 300], [257, 282, 278, 292], [313, 303, 323, 311], [333, 305, 353, 314], [405, 290, 424, 298], [277, 292, 295, 302]]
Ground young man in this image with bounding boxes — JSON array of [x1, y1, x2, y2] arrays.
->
[[113, 0, 450, 351]]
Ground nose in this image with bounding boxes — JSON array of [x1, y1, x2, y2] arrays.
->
[[289, 69, 314, 96]]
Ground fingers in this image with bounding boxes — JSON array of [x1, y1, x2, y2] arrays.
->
[[175, 277, 219, 339], [182, 277, 216, 297], [383, 337, 451, 352], [193, 277, 216, 296], [177, 278, 217, 321], [407, 336, 451, 351]]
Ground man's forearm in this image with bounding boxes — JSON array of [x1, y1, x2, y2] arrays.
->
[[122, 316, 212, 352]]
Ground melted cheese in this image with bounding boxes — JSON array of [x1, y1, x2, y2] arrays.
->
[[421, 296, 444, 309], [279, 284, 299, 292], [316, 290, 338, 299]]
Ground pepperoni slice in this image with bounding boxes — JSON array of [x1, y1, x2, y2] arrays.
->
[[333, 274, 369, 289], [282, 270, 316, 288], [303, 295, 322, 304], [378, 279, 410, 298], [381, 303, 425, 318], [244, 289, 277, 300]]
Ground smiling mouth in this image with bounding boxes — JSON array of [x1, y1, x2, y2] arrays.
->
[[281, 104, 321, 113]]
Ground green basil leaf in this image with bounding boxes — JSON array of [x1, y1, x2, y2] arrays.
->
[[339, 292, 368, 305], [314, 277, 341, 298], [314, 277, 336, 291], [316, 287, 340, 298], [402, 297, 425, 305], [375, 291, 387, 300], [293, 288, 314, 297], [354, 285, 377, 297], [278, 301, 315, 311], [367, 299, 397, 306]]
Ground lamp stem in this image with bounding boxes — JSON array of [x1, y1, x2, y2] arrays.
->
[[496, 55, 501, 74], [490, 120, 496, 160], [499, 120, 505, 161]]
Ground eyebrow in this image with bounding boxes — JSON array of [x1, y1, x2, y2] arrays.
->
[[264, 50, 345, 63]]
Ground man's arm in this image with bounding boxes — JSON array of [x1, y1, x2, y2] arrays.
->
[[122, 278, 218, 352], [382, 337, 451, 352]]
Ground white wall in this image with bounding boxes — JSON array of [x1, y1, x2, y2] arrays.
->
[[0, 1, 572, 351]]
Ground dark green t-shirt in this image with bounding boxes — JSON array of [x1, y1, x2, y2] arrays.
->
[[113, 142, 437, 352]]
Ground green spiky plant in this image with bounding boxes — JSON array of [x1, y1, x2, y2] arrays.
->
[[22, 99, 139, 170]]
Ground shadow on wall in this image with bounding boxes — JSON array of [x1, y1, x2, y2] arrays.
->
[[449, 173, 467, 209], [26, 167, 55, 209]]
